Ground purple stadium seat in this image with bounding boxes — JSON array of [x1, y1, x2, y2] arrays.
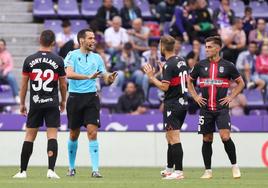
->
[[148, 87, 161, 107], [209, 0, 220, 10], [81, 0, 102, 17], [244, 89, 264, 105], [135, 0, 152, 19], [100, 108, 110, 114], [230, 0, 244, 17], [33, 0, 56, 18], [163, 21, 171, 35], [250, 1, 268, 17], [44, 19, 62, 34], [57, 0, 80, 18], [181, 43, 192, 56], [70, 20, 89, 33], [100, 86, 122, 107], [0, 85, 16, 107]]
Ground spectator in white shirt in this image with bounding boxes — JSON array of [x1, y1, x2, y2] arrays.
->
[[104, 16, 129, 55]]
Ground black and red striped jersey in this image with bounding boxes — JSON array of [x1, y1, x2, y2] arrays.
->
[[162, 56, 188, 107], [189, 58, 241, 111], [22, 51, 66, 109]]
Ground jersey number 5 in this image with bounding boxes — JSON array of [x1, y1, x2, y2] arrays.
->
[[179, 70, 188, 94], [32, 69, 54, 92]]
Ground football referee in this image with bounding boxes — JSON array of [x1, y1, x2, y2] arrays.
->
[[64, 29, 117, 178]]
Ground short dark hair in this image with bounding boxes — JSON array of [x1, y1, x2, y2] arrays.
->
[[77, 28, 94, 45], [0, 38, 6, 46], [150, 41, 159, 48], [205, 36, 222, 47], [249, 41, 257, 46], [61, 20, 71, 28], [40, 30, 55, 47], [244, 6, 252, 13], [160, 35, 175, 52]]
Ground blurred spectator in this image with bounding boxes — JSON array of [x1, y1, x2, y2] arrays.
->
[[229, 82, 247, 116], [127, 18, 150, 54], [120, 0, 142, 29], [186, 38, 201, 69], [174, 38, 187, 57], [56, 20, 78, 58], [95, 42, 111, 71], [256, 44, 268, 88], [112, 42, 143, 88], [185, 0, 217, 42], [116, 81, 146, 114], [221, 17, 246, 63], [212, 0, 235, 31], [169, 6, 189, 42], [155, 0, 178, 32], [242, 6, 256, 43], [248, 18, 268, 47], [104, 16, 129, 55], [93, 0, 119, 32], [0, 39, 19, 102], [141, 41, 162, 97], [236, 41, 266, 91]]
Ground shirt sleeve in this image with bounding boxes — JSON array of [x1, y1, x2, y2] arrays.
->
[[189, 63, 200, 80], [162, 63, 173, 84], [58, 58, 66, 77], [229, 63, 241, 80], [64, 52, 75, 68], [97, 55, 107, 74]]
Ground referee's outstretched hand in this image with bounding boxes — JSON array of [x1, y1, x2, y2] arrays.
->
[[20, 104, 27, 117], [193, 95, 207, 107], [108, 71, 118, 84], [88, 71, 102, 79]]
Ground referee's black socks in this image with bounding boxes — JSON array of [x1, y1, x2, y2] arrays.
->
[[202, 141, 213, 169], [47, 139, 58, 171], [20, 141, 33, 172], [223, 138, 237, 165], [171, 143, 183, 171]]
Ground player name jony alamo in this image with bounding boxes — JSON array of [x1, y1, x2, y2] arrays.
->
[[29, 57, 59, 69]]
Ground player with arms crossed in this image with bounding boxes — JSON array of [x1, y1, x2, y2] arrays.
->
[[65, 29, 117, 178], [143, 35, 188, 180], [13, 30, 67, 179], [187, 36, 245, 179]]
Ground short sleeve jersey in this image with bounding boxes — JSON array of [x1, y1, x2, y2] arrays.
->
[[162, 56, 188, 107], [190, 58, 241, 111], [22, 51, 66, 109], [64, 49, 106, 93]]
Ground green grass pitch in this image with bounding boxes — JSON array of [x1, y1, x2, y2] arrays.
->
[[0, 167, 267, 188]]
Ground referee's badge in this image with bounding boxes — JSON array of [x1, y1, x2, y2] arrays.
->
[[219, 66, 224, 73]]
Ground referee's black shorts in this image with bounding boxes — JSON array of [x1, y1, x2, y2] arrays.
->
[[67, 92, 100, 130]]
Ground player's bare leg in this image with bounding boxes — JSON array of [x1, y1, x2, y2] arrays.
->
[[46, 128, 60, 179], [219, 129, 241, 179], [163, 130, 184, 180], [200, 133, 213, 179], [67, 128, 80, 176], [87, 124, 102, 178], [13, 128, 38, 178]]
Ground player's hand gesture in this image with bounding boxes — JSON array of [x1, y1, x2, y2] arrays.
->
[[219, 96, 233, 106], [20, 104, 27, 116], [158, 61, 164, 74], [88, 71, 102, 79], [108, 71, 118, 84], [193, 95, 207, 107], [59, 101, 65, 113], [143, 64, 155, 78]]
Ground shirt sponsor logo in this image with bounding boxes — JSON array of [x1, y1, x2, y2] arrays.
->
[[219, 66, 224, 73], [33, 95, 53, 104]]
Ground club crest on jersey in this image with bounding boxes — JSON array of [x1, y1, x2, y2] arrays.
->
[[219, 66, 224, 73]]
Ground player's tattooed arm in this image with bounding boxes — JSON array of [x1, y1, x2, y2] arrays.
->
[[187, 76, 207, 107]]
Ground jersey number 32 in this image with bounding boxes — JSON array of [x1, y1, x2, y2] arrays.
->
[[32, 69, 54, 92]]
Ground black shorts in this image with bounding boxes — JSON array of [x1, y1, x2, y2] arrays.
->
[[198, 108, 231, 134], [67, 92, 100, 130], [163, 103, 187, 131], [26, 107, 60, 128]]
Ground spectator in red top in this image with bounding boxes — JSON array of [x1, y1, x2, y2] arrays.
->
[[0, 38, 19, 103], [256, 44, 268, 85]]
